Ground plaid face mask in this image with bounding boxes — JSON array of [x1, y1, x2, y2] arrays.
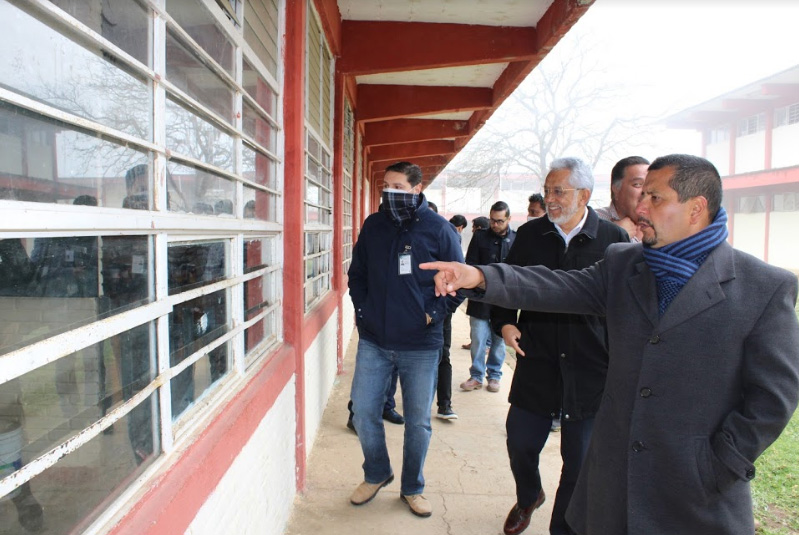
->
[[382, 188, 419, 224]]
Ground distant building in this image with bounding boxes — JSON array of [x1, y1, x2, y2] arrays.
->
[[668, 64, 799, 272]]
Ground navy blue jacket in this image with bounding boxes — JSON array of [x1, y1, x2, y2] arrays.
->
[[348, 196, 464, 351]]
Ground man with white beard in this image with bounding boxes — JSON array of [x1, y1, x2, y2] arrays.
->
[[490, 157, 629, 535]]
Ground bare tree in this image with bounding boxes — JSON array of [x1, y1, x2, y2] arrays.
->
[[448, 33, 655, 197]]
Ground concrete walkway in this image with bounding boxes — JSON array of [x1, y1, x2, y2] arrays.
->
[[286, 307, 562, 535]]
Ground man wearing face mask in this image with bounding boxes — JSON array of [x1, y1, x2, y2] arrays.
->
[[348, 161, 464, 518]]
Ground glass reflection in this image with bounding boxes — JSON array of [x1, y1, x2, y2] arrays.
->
[[0, 103, 152, 206], [166, 0, 234, 75], [0, 1, 152, 138], [0, 352, 158, 534], [167, 243, 230, 420], [165, 98, 235, 172], [0, 235, 150, 356], [166, 161, 236, 216]]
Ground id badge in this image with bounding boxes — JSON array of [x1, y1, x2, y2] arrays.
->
[[398, 252, 412, 275]]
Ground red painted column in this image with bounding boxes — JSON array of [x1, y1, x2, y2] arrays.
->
[[764, 192, 771, 263], [283, 0, 308, 491], [333, 71, 346, 374]]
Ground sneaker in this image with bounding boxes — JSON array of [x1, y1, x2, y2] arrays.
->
[[350, 474, 394, 505], [401, 494, 432, 517], [436, 407, 458, 420], [459, 378, 483, 391], [487, 379, 501, 392]]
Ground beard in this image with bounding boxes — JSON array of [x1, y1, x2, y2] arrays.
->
[[546, 201, 580, 226], [638, 217, 658, 246]]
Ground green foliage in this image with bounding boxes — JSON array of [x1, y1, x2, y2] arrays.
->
[[753, 410, 799, 534]]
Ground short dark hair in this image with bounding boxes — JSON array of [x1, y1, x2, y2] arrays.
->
[[610, 156, 650, 199], [490, 200, 510, 217], [648, 154, 722, 220], [472, 216, 490, 230], [528, 193, 544, 209], [73, 195, 98, 206], [449, 214, 467, 228], [428, 201, 438, 213], [385, 161, 423, 187]]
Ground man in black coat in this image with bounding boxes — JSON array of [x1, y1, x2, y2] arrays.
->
[[460, 201, 516, 393], [491, 158, 628, 535]]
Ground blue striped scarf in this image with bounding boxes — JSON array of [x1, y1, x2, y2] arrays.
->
[[642, 207, 729, 316]]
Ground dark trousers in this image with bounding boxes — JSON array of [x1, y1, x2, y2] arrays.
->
[[506, 405, 594, 535], [436, 312, 453, 410], [348, 367, 398, 415]]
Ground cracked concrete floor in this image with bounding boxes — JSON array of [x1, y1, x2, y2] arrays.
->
[[285, 307, 562, 535]]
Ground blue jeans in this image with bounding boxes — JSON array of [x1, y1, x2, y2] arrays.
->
[[469, 316, 506, 381], [351, 338, 439, 495]]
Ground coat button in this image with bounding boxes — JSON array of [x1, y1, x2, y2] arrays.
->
[[563, 414, 570, 419], [632, 441, 645, 452], [745, 468, 756, 480], [640, 387, 652, 398], [649, 335, 660, 344], [560, 353, 566, 359]]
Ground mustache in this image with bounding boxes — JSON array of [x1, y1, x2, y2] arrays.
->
[[638, 216, 653, 227]]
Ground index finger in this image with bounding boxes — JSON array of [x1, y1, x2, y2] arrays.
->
[[419, 261, 448, 271]]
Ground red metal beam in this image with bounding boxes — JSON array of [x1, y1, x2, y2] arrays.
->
[[363, 119, 470, 147], [312, 0, 342, 55], [357, 85, 491, 122], [722, 98, 774, 113], [370, 154, 452, 170], [368, 140, 456, 163], [340, 21, 538, 75]]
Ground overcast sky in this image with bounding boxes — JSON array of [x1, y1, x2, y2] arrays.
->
[[570, 0, 799, 160]]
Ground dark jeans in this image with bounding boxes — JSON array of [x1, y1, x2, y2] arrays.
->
[[436, 312, 453, 410], [348, 367, 398, 416], [506, 405, 594, 535]]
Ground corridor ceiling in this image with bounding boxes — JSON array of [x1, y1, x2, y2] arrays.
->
[[319, 0, 595, 186]]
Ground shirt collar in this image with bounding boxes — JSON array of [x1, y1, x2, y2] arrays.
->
[[554, 207, 589, 247]]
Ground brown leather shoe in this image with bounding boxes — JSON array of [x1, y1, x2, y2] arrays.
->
[[503, 490, 546, 535], [350, 474, 394, 505]]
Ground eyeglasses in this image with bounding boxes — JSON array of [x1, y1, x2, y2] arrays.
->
[[490, 218, 507, 225], [542, 187, 583, 199]]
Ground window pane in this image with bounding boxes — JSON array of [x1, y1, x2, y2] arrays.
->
[[243, 186, 276, 222], [0, 236, 151, 356], [244, 273, 277, 352], [243, 236, 277, 272], [166, 30, 233, 124], [242, 144, 277, 190], [169, 289, 229, 420], [0, 323, 158, 532], [167, 241, 227, 295], [165, 98, 234, 171], [166, 161, 236, 215], [0, 103, 152, 206], [166, 0, 234, 75], [48, 0, 151, 66], [0, 2, 152, 138], [243, 60, 277, 116], [243, 1, 279, 78], [243, 103, 276, 152]]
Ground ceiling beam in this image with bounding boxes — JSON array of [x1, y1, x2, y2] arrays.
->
[[340, 21, 537, 75], [363, 119, 470, 147], [722, 98, 773, 113], [357, 85, 492, 122], [368, 140, 456, 163]]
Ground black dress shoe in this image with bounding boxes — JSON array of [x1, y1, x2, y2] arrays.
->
[[346, 416, 357, 435], [503, 490, 546, 535], [382, 408, 405, 425]]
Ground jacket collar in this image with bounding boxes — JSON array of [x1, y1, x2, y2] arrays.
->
[[542, 206, 600, 240], [629, 241, 736, 331]]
